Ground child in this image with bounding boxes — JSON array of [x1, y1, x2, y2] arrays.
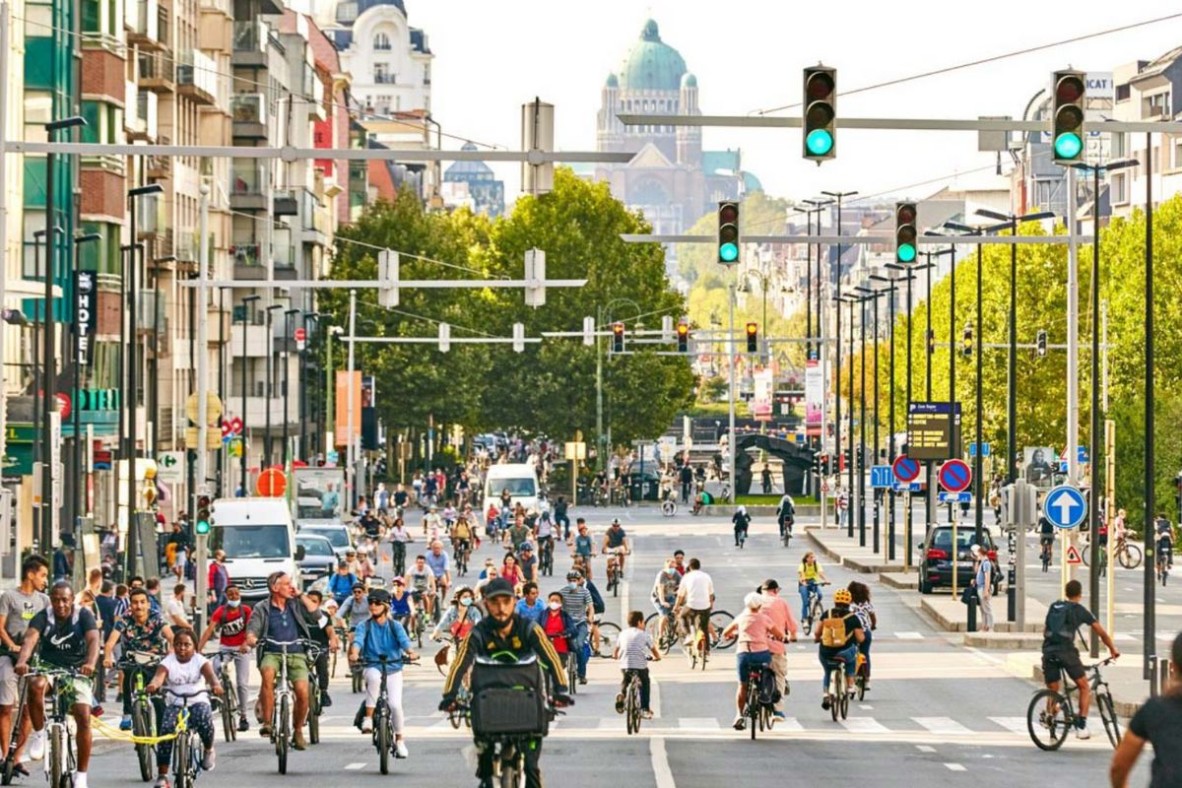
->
[[613, 610, 661, 719], [145, 628, 223, 788]]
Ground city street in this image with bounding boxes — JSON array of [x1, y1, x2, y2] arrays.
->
[[76, 508, 1144, 787]]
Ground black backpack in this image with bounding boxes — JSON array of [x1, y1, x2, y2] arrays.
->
[[1044, 601, 1079, 647]]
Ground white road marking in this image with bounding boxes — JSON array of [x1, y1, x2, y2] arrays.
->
[[859, 705, 874, 710], [988, 716, 1029, 734], [650, 677, 662, 718], [916, 745, 937, 753], [945, 763, 967, 772], [345, 762, 366, 770], [773, 717, 804, 732], [914, 717, 973, 735], [678, 717, 720, 729], [895, 632, 924, 640], [840, 717, 890, 733], [650, 736, 676, 788]]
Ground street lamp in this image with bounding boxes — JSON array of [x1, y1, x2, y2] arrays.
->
[[301, 312, 321, 463], [822, 190, 858, 516], [856, 285, 887, 552], [801, 198, 833, 360], [596, 298, 641, 475], [239, 295, 261, 490], [834, 294, 857, 537], [871, 272, 911, 561], [264, 305, 285, 468], [150, 255, 176, 460], [282, 308, 300, 466]]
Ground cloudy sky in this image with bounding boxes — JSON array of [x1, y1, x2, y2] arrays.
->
[[402, 0, 1182, 210]]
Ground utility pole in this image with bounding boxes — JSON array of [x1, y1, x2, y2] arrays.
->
[[194, 182, 210, 635], [346, 290, 357, 509]]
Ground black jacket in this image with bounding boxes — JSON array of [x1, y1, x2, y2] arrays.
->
[[442, 613, 568, 698]]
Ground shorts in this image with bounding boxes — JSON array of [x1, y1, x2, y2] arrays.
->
[[1040, 535, 1055, 546], [260, 652, 310, 683], [48, 674, 93, 708], [1041, 648, 1085, 684], [0, 655, 17, 706], [736, 650, 772, 682]]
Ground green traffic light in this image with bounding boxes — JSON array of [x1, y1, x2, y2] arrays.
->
[[897, 243, 917, 263], [719, 242, 739, 263], [806, 129, 834, 156], [1054, 132, 1082, 160], [195, 520, 210, 536]]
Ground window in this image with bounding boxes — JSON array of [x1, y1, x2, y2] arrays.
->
[[336, 1, 357, 22], [373, 63, 393, 84], [1173, 137, 1182, 170], [1147, 91, 1170, 117], [373, 32, 391, 51], [1116, 83, 1130, 102], [1111, 172, 1128, 204]]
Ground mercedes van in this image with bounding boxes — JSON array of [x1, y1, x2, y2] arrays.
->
[[209, 498, 303, 601]]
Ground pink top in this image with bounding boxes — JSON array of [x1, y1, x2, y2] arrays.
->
[[761, 595, 799, 655], [734, 610, 783, 655]]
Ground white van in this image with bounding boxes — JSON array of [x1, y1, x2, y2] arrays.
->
[[483, 463, 541, 512], [209, 497, 303, 601]]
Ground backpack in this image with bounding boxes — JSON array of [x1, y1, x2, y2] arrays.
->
[[819, 612, 852, 648], [1043, 601, 1078, 647], [989, 559, 1004, 590]]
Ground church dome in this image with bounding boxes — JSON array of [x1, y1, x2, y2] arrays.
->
[[605, 73, 619, 88], [619, 19, 687, 92]]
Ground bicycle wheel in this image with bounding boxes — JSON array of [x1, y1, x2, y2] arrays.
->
[[377, 714, 391, 775], [567, 653, 578, 695], [330, 646, 338, 679], [132, 700, 154, 782], [1027, 689, 1070, 751], [625, 683, 637, 735], [49, 726, 64, 788], [839, 685, 850, 720], [1119, 543, 1142, 569], [309, 688, 321, 745], [829, 682, 839, 722], [1097, 691, 1122, 748], [220, 683, 235, 743], [173, 730, 191, 788], [276, 695, 290, 774], [710, 610, 736, 650], [352, 665, 363, 694], [500, 756, 521, 788], [595, 622, 621, 658]]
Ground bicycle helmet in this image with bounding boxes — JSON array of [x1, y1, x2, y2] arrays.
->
[[518, 542, 534, 553], [566, 570, 583, 581], [833, 588, 853, 606]]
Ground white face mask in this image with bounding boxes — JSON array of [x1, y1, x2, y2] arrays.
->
[[227, 600, 240, 609], [548, 601, 561, 611], [460, 597, 473, 607]]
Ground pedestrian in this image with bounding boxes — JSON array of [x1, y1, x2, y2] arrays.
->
[[1109, 631, 1182, 786], [970, 545, 994, 631], [761, 465, 772, 494], [207, 550, 230, 611]]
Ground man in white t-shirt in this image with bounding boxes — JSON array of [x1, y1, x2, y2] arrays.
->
[[165, 583, 190, 629], [674, 559, 714, 647]]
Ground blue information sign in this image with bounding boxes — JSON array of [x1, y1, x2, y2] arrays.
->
[[870, 466, 894, 489]]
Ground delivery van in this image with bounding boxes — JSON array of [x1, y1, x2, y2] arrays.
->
[[209, 497, 303, 601], [483, 463, 541, 512]]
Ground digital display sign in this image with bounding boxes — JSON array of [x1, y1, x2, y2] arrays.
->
[[906, 402, 962, 461]]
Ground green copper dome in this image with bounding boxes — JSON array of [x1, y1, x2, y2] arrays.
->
[[619, 19, 687, 92]]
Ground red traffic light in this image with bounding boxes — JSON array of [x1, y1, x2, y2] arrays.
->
[[805, 70, 835, 101], [719, 204, 738, 224], [896, 203, 916, 224], [1056, 74, 1084, 104]]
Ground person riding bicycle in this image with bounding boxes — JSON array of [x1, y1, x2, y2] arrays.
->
[[197, 584, 252, 732], [776, 493, 796, 540], [328, 562, 360, 606], [571, 521, 594, 578], [557, 572, 594, 685], [440, 577, 571, 788], [602, 520, 631, 575], [613, 610, 661, 720], [336, 584, 373, 632], [0, 554, 50, 776], [650, 560, 681, 642], [450, 515, 475, 563], [405, 555, 438, 620], [350, 589, 417, 754], [534, 513, 555, 559], [1155, 514, 1175, 576], [552, 497, 570, 540], [723, 592, 785, 730], [732, 506, 752, 547], [387, 518, 413, 575], [302, 591, 341, 711], [425, 540, 453, 604], [144, 627, 223, 788], [105, 586, 174, 731], [674, 558, 714, 650], [813, 587, 865, 710], [1040, 580, 1119, 740], [387, 579, 416, 629], [797, 552, 829, 622], [1038, 511, 1056, 558], [14, 581, 100, 788], [431, 587, 482, 644]]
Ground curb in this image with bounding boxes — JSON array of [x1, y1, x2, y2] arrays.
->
[[881, 572, 919, 590], [806, 531, 908, 574]]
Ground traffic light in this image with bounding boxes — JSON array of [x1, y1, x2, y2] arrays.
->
[[963, 322, 973, 357], [802, 65, 836, 161], [1037, 329, 1047, 358], [377, 250, 400, 308], [677, 321, 689, 353], [718, 201, 740, 264], [926, 328, 935, 355], [818, 454, 831, 475], [745, 322, 758, 353], [1052, 69, 1086, 165], [611, 322, 625, 353], [895, 202, 918, 264], [195, 495, 212, 536]]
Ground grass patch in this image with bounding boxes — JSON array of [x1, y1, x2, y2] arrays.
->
[[734, 494, 820, 506]]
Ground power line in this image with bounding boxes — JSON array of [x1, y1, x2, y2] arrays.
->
[[752, 12, 1182, 116]]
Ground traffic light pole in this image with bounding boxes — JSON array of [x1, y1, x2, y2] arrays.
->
[[194, 183, 210, 635]]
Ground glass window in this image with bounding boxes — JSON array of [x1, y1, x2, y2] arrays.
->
[[373, 32, 391, 50]]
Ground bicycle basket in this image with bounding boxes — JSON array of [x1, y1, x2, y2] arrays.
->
[[470, 655, 547, 737]]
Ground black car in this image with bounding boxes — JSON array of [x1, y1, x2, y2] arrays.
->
[[622, 468, 663, 501], [917, 526, 999, 594], [296, 534, 337, 589]]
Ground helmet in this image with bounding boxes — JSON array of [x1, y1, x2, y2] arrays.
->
[[833, 588, 853, 606], [367, 589, 391, 606], [518, 542, 534, 553], [611, 518, 621, 526], [566, 570, 583, 581]]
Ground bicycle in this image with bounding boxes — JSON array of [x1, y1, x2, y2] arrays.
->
[[854, 652, 869, 702], [208, 650, 239, 743], [644, 609, 681, 654], [1157, 544, 1172, 587], [743, 663, 775, 739], [162, 690, 207, 788], [824, 657, 851, 722], [622, 661, 653, 735], [604, 547, 629, 597], [390, 541, 408, 578], [709, 610, 737, 650], [800, 583, 829, 637], [779, 517, 794, 548], [263, 639, 316, 775], [0, 673, 26, 786], [368, 655, 418, 775], [1027, 656, 1121, 750], [29, 665, 80, 788], [447, 683, 471, 730], [589, 620, 621, 659], [330, 627, 349, 678], [453, 540, 471, 577], [538, 538, 554, 577], [119, 651, 163, 782], [680, 611, 711, 671]]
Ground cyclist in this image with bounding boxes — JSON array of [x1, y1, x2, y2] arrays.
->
[[506, 514, 532, 552], [674, 558, 714, 650], [1038, 510, 1056, 566], [440, 577, 571, 788], [613, 610, 661, 720], [1040, 580, 1119, 740], [534, 513, 556, 565], [501, 554, 524, 593], [1155, 513, 1175, 582], [387, 578, 416, 630], [517, 543, 538, 586], [0, 554, 50, 776], [732, 506, 752, 547], [327, 561, 360, 606], [601, 519, 631, 576], [537, 592, 574, 674], [1110, 631, 1182, 786], [105, 587, 174, 730], [552, 497, 570, 540], [450, 515, 475, 569], [814, 587, 865, 710], [14, 581, 100, 788], [722, 593, 784, 730], [650, 560, 681, 643], [431, 587, 482, 644], [388, 517, 413, 577], [425, 540, 452, 604], [242, 572, 320, 750], [336, 584, 373, 632], [144, 627, 223, 788], [197, 584, 252, 732], [303, 591, 341, 710], [350, 589, 417, 755], [776, 492, 796, 541], [759, 579, 798, 720], [423, 506, 444, 541], [797, 551, 829, 623], [405, 555, 438, 620], [571, 521, 594, 579], [848, 581, 876, 692], [557, 571, 594, 686]]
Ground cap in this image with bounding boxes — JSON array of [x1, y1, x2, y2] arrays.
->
[[970, 544, 982, 556], [761, 579, 779, 591], [481, 577, 516, 600]]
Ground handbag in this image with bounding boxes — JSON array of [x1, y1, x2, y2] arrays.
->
[[960, 585, 977, 605]]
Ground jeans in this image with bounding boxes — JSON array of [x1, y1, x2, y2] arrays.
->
[[572, 621, 589, 680], [799, 581, 821, 622], [211, 651, 252, 720], [156, 701, 214, 769], [555, 515, 570, 540], [819, 644, 859, 692]]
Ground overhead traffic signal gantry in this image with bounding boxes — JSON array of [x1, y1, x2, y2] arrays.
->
[[612, 322, 625, 353], [895, 202, 918, 264], [677, 321, 689, 353], [1052, 69, 1087, 165], [745, 322, 758, 353], [802, 65, 837, 162], [717, 201, 740, 264]]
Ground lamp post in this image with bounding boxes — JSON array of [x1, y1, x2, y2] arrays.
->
[[802, 198, 833, 360], [822, 190, 857, 521], [264, 305, 284, 468], [282, 308, 300, 466], [30, 228, 50, 549], [149, 255, 176, 461], [871, 273, 909, 560], [595, 298, 641, 474], [856, 285, 886, 552], [301, 312, 320, 463], [239, 295, 260, 491]]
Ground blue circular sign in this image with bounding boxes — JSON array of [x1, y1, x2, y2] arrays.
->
[[892, 455, 920, 484], [938, 459, 972, 494], [1044, 484, 1088, 530]]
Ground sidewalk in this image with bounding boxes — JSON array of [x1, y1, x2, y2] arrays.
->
[[807, 525, 908, 574]]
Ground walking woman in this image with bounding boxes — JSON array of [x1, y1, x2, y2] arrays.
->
[[1110, 631, 1182, 787]]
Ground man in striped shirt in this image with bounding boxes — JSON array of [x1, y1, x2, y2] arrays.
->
[[613, 610, 661, 718], [558, 571, 593, 684]]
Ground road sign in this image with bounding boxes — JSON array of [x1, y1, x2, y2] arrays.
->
[[185, 392, 223, 426], [1077, 445, 1089, 463], [1045, 484, 1087, 529], [870, 466, 894, 488], [906, 401, 963, 461], [155, 451, 183, 482], [256, 468, 287, 497], [892, 455, 921, 484], [938, 458, 972, 494], [938, 491, 972, 504], [294, 327, 307, 352], [1066, 544, 1083, 565], [893, 481, 924, 493], [968, 442, 991, 458]]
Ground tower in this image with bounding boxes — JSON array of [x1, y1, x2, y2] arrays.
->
[[676, 73, 701, 165]]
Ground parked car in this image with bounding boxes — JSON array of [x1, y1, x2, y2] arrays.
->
[[622, 468, 662, 502], [917, 525, 999, 594], [296, 534, 337, 589], [297, 522, 354, 561]]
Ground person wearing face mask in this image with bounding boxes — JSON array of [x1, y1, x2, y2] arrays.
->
[[650, 559, 682, 643], [537, 591, 574, 673], [197, 585, 252, 732], [431, 586, 482, 644]]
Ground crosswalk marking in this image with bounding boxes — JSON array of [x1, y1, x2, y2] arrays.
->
[[945, 763, 966, 772], [916, 745, 937, 753], [895, 632, 924, 640], [988, 716, 1028, 734], [914, 717, 972, 735], [840, 717, 890, 733], [345, 763, 366, 770], [678, 717, 720, 729], [773, 717, 804, 732]]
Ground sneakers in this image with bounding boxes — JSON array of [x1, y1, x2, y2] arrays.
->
[[73, 772, 88, 788], [641, 710, 654, 720], [90, 705, 103, 717], [1075, 722, 1091, 740], [292, 729, 307, 751], [821, 696, 832, 711], [615, 694, 625, 714], [258, 724, 272, 739], [732, 716, 746, 731], [154, 778, 171, 788], [772, 711, 786, 721], [361, 717, 373, 734], [202, 747, 216, 771], [119, 715, 133, 731], [237, 717, 249, 732], [27, 730, 44, 761], [394, 740, 408, 759], [320, 692, 332, 708], [578, 677, 587, 685]]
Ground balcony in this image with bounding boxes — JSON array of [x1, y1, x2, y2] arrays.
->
[[230, 159, 266, 211], [146, 135, 172, 179], [138, 51, 174, 93], [231, 93, 267, 139], [127, 90, 158, 142], [300, 188, 329, 246], [136, 289, 166, 332], [232, 20, 267, 68], [177, 50, 218, 106], [303, 64, 325, 122], [230, 322, 272, 357], [231, 243, 265, 279], [272, 189, 298, 216], [243, 396, 291, 430], [127, 0, 164, 51]]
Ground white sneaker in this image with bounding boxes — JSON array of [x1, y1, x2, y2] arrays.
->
[[73, 772, 88, 788], [361, 717, 373, 733], [28, 729, 45, 761], [395, 740, 408, 759], [1075, 726, 1091, 740]]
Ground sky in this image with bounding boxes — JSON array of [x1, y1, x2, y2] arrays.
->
[[400, 0, 1182, 212]]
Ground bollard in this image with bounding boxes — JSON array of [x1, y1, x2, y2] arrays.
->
[[1160, 658, 1172, 697], [1150, 654, 1160, 698]]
